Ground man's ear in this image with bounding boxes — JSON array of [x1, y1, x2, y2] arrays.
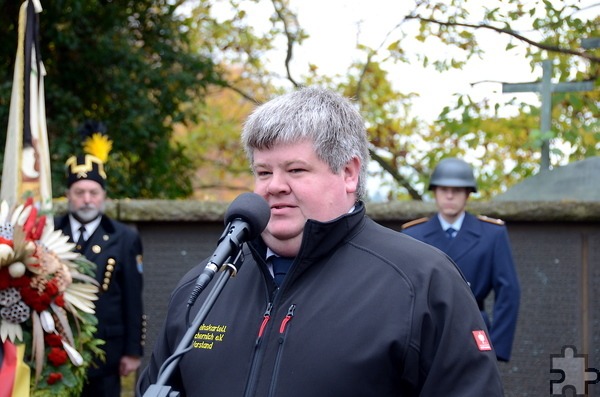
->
[[344, 157, 361, 193]]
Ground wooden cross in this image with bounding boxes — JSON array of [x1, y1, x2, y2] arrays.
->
[[502, 59, 595, 170]]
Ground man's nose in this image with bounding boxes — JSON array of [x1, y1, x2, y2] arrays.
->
[[267, 172, 290, 195]]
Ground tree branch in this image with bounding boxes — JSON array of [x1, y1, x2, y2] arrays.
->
[[271, 0, 300, 88], [369, 149, 423, 200], [221, 82, 262, 105], [407, 15, 600, 63]]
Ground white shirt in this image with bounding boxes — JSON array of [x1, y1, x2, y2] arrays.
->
[[69, 214, 101, 242], [437, 212, 465, 238]]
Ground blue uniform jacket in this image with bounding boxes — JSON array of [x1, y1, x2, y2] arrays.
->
[[403, 212, 520, 361]]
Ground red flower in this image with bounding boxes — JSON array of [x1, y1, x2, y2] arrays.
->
[[10, 274, 31, 288], [0, 237, 13, 246], [39, 293, 52, 310], [30, 215, 47, 241], [45, 279, 59, 297], [19, 279, 61, 312], [20, 286, 41, 310], [45, 333, 63, 347], [0, 268, 10, 289], [47, 372, 63, 385], [22, 204, 38, 238], [48, 347, 68, 366], [54, 294, 65, 307]]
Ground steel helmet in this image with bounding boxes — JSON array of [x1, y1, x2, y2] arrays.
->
[[428, 158, 477, 192]]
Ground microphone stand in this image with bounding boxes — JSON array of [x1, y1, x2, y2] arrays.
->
[[143, 253, 243, 397]]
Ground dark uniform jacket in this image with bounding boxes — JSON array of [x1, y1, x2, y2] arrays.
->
[[55, 214, 145, 378], [402, 212, 520, 361], [138, 203, 503, 396]]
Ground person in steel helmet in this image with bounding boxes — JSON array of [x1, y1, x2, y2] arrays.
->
[[403, 157, 520, 362], [428, 157, 478, 192]]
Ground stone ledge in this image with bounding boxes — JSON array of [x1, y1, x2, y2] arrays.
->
[[368, 200, 600, 222], [52, 199, 600, 223]]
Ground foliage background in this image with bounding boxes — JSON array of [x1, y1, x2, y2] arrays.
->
[[0, 0, 220, 199], [1, 0, 599, 201]]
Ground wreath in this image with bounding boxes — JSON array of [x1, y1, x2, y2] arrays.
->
[[0, 197, 103, 396]]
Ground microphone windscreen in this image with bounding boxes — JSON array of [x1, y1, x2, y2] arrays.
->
[[224, 193, 271, 239]]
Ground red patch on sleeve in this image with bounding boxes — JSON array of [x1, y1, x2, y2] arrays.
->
[[472, 330, 492, 351]]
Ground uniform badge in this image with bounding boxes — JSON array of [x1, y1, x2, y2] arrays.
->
[[472, 330, 492, 351], [136, 254, 144, 274]]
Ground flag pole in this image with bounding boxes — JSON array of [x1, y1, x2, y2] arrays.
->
[[1, 0, 53, 220]]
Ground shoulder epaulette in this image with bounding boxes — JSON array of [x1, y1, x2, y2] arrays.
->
[[401, 217, 429, 230], [477, 215, 505, 226]]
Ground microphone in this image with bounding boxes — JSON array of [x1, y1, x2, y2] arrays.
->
[[187, 192, 270, 306]]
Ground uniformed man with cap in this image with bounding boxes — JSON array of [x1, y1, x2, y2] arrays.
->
[[402, 157, 520, 362], [54, 123, 145, 396]]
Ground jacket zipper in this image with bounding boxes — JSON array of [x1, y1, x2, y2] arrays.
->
[[243, 303, 272, 397], [258, 303, 273, 341], [268, 304, 296, 397]]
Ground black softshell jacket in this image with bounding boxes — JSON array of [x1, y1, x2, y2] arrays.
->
[[138, 202, 504, 396]]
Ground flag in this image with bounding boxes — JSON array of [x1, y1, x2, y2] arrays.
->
[[1, 1, 48, 393], [0, 341, 31, 397], [1, 0, 52, 217]]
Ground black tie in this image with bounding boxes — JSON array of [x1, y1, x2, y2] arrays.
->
[[446, 227, 456, 239], [272, 256, 294, 286], [76, 225, 87, 251]]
